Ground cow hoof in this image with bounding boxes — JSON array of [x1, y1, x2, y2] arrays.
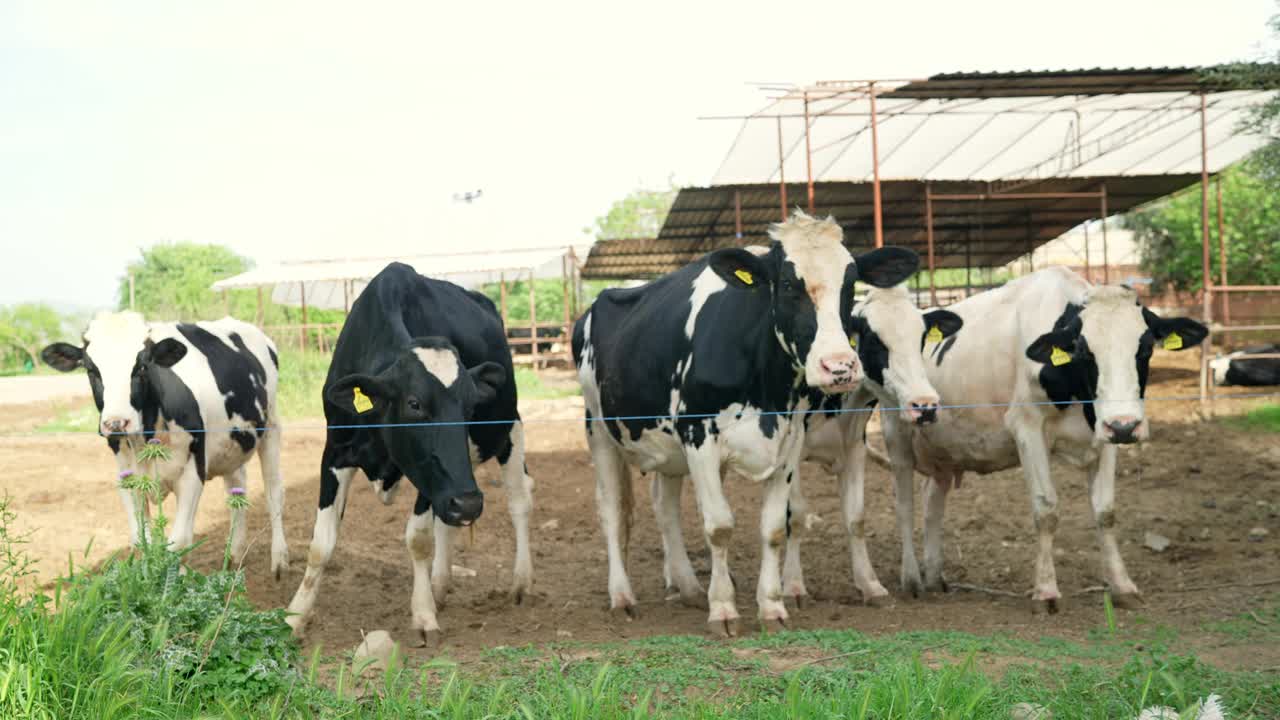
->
[[864, 592, 894, 608], [609, 603, 638, 621], [925, 578, 949, 594], [708, 617, 739, 638], [785, 593, 810, 610], [285, 613, 309, 639], [668, 586, 709, 610], [759, 617, 789, 634], [414, 627, 442, 649], [901, 578, 925, 599], [511, 587, 526, 606], [1110, 591, 1144, 610], [1030, 597, 1060, 615]]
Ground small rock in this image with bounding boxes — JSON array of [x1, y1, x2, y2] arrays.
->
[[353, 630, 399, 675], [1010, 702, 1052, 720], [1143, 532, 1171, 553], [1201, 499, 1217, 509], [804, 513, 823, 530], [1248, 527, 1269, 542], [1199, 528, 1211, 540], [540, 518, 561, 531], [451, 564, 477, 578], [557, 629, 573, 639], [1188, 465, 1201, 475]]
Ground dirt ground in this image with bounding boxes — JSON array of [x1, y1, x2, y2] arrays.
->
[[2, 354, 1278, 669]]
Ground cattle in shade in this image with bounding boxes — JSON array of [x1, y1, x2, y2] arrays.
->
[[1211, 344, 1280, 387]]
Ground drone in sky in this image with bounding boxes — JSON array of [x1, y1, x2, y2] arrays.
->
[[452, 189, 484, 204]]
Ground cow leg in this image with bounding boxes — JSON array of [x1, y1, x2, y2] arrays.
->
[[256, 412, 290, 579], [922, 473, 954, 592], [1008, 411, 1060, 613], [883, 412, 924, 596], [755, 472, 792, 630], [1089, 444, 1141, 607], [588, 429, 636, 615], [167, 457, 204, 552], [651, 473, 704, 607], [286, 463, 354, 637], [780, 474, 810, 608], [223, 467, 249, 563], [840, 412, 891, 606], [406, 495, 442, 646], [686, 442, 738, 637], [499, 421, 534, 604]]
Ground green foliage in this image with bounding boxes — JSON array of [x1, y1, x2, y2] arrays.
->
[[586, 183, 678, 240], [1127, 159, 1280, 292], [477, 278, 614, 325], [119, 243, 252, 320], [1230, 403, 1280, 432], [0, 303, 65, 372]]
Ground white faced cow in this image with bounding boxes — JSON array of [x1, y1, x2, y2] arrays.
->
[[41, 312, 288, 576], [285, 262, 534, 645], [882, 267, 1207, 611], [574, 211, 918, 635]]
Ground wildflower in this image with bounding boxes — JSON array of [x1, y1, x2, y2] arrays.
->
[[147, 438, 162, 445], [118, 469, 135, 480], [228, 487, 246, 496], [226, 487, 250, 511]]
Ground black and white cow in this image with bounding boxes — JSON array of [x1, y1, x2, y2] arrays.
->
[[646, 283, 963, 609], [285, 262, 533, 645], [41, 312, 288, 575], [1211, 344, 1280, 386], [574, 211, 918, 635], [875, 267, 1207, 612]]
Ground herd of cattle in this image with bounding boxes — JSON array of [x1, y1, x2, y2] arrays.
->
[[38, 211, 1278, 643]]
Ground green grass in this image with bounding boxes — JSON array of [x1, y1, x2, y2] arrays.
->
[[1231, 403, 1280, 432], [513, 366, 580, 400], [36, 401, 99, 433]]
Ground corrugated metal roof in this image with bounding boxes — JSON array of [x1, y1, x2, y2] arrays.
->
[[881, 66, 1278, 98]]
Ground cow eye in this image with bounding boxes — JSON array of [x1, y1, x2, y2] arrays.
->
[[406, 397, 421, 412]]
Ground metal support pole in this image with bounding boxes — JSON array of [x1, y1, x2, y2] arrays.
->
[[1100, 183, 1110, 285], [1083, 221, 1091, 283], [499, 272, 508, 325], [528, 269, 538, 369], [222, 289, 230, 318], [256, 286, 264, 325], [803, 91, 815, 213], [776, 115, 788, 220], [925, 184, 937, 307], [965, 230, 972, 298], [1198, 91, 1213, 412], [734, 190, 743, 239], [869, 82, 884, 248], [561, 253, 571, 360], [343, 280, 350, 314], [1216, 175, 1230, 347], [129, 273, 136, 310], [299, 282, 308, 353]]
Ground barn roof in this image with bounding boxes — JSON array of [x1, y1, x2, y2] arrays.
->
[[583, 66, 1277, 279]]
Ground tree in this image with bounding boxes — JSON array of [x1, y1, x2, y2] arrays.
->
[[1128, 158, 1280, 293], [585, 182, 679, 240], [0, 303, 65, 371], [119, 243, 251, 321]]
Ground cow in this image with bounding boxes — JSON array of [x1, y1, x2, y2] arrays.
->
[[285, 262, 534, 645], [871, 267, 1207, 612], [508, 326, 562, 355], [645, 283, 964, 609], [41, 312, 288, 576], [1211, 344, 1280, 386], [573, 211, 918, 635]]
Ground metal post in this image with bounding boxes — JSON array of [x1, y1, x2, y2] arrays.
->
[[1100, 184, 1110, 285], [129, 273, 136, 310], [256, 286, 264, 325], [734, 190, 743, 239], [561, 252, 571, 361], [1083, 221, 1091, 283], [925, 184, 937, 307], [776, 115, 788, 220], [499, 272, 508, 325], [528, 269, 538, 369], [222, 289, 230, 318], [1217, 175, 1230, 347], [343, 280, 351, 314], [299, 282, 308, 353], [869, 82, 884, 248], [1198, 91, 1213, 411], [803, 91, 815, 214], [964, 229, 972, 298]]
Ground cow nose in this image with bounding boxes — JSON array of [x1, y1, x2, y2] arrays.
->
[[101, 418, 131, 435], [441, 491, 484, 526], [820, 353, 859, 382], [1104, 417, 1142, 444], [907, 399, 940, 425]]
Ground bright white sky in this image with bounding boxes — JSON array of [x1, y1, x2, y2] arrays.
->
[[2, 1, 1276, 309]]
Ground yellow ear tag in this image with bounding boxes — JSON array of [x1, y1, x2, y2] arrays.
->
[[1162, 332, 1183, 351], [1050, 346, 1071, 367], [849, 335, 859, 349], [925, 325, 943, 344], [734, 269, 754, 285], [352, 386, 373, 413]]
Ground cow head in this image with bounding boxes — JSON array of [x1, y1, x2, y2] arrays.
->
[[41, 311, 187, 438], [1026, 286, 1207, 444], [324, 337, 504, 527], [848, 285, 963, 425], [705, 211, 919, 394]]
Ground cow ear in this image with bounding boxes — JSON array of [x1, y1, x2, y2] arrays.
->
[[1142, 308, 1208, 351], [41, 343, 84, 372], [708, 248, 770, 290], [921, 310, 963, 343], [327, 374, 394, 416], [468, 361, 507, 405], [1026, 329, 1079, 365], [855, 247, 919, 289], [149, 338, 187, 368]]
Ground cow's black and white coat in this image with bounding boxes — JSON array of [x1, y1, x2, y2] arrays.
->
[[286, 262, 533, 644], [574, 212, 917, 634], [41, 312, 288, 575], [875, 267, 1207, 611], [1210, 344, 1280, 387]]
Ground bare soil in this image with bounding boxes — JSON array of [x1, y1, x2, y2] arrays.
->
[[2, 354, 1277, 668]]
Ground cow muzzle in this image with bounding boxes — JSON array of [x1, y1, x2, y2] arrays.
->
[[905, 397, 940, 426], [101, 417, 133, 436], [1102, 416, 1144, 445], [439, 491, 484, 527], [814, 353, 860, 393]]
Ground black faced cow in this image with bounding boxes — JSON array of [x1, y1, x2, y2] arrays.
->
[[285, 262, 533, 645], [41, 312, 288, 576], [876, 267, 1207, 612], [574, 211, 917, 635], [1211, 344, 1280, 387]]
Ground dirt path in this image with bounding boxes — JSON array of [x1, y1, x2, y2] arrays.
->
[[2, 354, 1277, 668]]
